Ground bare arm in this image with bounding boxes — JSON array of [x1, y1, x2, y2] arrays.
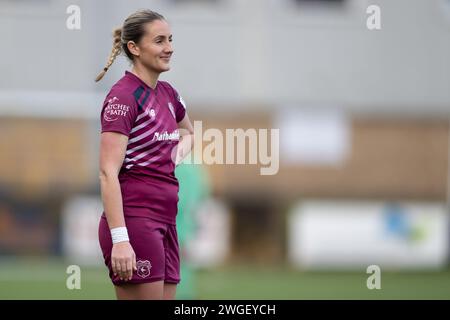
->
[[99, 132, 128, 228], [175, 113, 194, 166], [99, 132, 136, 281]]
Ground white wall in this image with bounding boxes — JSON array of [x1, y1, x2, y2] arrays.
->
[[0, 0, 449, 116]]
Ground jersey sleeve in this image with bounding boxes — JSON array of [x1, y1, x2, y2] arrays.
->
[[100, 91, 138, 137], [171, 86, 187, 123]]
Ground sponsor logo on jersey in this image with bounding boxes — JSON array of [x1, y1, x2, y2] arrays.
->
[[104, 96, 130, 122], [152, 129, 180, 142], [108, 96, 119, 104]]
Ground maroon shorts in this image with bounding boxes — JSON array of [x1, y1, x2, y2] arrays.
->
[[98, 215, 180, 285]]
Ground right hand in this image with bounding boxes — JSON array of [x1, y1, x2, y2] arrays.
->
[[111, 241, 137, 281]]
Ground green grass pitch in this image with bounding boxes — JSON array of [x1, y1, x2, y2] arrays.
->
[[0, 259, 449, 299]]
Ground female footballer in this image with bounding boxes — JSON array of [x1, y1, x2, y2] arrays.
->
[[96, 9, 194, 300]]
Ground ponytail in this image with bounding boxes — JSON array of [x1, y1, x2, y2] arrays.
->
[[95, 27, 122, 82], [95, 10, 166, 82]]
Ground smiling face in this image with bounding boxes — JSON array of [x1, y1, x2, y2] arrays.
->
[[128, 19, 173, 74]]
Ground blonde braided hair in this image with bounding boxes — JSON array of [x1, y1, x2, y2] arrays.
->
[[95, 28, 123, 82], [95, 10, 165, 82]]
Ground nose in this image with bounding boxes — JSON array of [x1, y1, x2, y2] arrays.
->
[[164, 41, 173, 54]]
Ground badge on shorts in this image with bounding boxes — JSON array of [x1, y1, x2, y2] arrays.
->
[[136, 260, 152, 278]]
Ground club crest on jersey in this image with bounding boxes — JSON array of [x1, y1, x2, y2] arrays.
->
[[104, 96, 130, 122], [136, 260, 151, 278], [167, 102, 176, 119], [144, 107, 156, 119]]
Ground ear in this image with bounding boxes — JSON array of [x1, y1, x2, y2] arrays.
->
[[127, 41, 140, 57]]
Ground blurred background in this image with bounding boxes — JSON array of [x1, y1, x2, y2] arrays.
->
[[0, 0, 450, 299]]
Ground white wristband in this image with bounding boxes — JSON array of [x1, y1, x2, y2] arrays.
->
[[111, 227, 129, 244]]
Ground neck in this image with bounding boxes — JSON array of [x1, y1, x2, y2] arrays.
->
[[131, 63, 159, 89]]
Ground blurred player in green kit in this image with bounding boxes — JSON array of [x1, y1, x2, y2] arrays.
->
[[175, 162, 210, 299]]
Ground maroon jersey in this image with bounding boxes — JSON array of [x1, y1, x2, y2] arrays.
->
[[100, 71, 186, 224]]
